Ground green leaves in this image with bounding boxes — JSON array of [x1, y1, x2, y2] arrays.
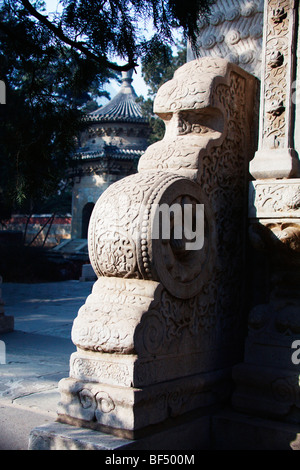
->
[[137, 41, 187, 144], [0, 0, 214, 220]]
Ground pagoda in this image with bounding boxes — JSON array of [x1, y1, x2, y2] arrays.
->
[[71, 70, 150, 240], [53, 70, 150, 265]]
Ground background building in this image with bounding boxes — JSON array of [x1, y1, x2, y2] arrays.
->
[[53, 69, 150, 263], [70, 69, 150, 241]]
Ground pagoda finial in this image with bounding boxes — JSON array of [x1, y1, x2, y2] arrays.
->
[[121, 69, 133, 84]]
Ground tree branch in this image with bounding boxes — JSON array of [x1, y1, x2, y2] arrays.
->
[[0, 19, 40, 53], [19, 0, 138, 72]]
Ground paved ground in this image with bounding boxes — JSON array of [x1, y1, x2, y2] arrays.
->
[[0, 280, 94, 450]]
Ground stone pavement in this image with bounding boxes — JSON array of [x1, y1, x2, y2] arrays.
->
[[0, 280, 94, 450]]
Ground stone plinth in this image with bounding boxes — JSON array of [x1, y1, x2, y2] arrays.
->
[[29, 414, 211, 450]]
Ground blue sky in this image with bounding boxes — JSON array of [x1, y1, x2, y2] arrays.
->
[[44, 0, 151, 101]]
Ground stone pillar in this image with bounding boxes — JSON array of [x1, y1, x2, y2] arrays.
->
[[249, 0, 300, 178], [232, 180, 300, 422], [53, 58, 257, 442], [229, 0, 300, 446], [0, 276, 14, 333]]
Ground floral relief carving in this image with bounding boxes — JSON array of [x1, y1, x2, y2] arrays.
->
[[261, 0, 295, 150], [249, 181, 300, 217], [58, 57, 258, 434], [78, 387, 115, 417], [70, 354, 132, 387], [71, 60, 256, 358]]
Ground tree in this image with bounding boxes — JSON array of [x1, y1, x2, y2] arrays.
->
[[0, 0, 213, 221], [16, 0, 213, 71], [0, 0, 118, 220], [137, 40, 187, 144]]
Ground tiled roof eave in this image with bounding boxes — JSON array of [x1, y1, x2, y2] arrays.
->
[[83, 115, 148, 123], [74, 148, 144, 161]]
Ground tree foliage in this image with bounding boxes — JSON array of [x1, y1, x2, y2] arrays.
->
[[0, 0, 213, 220], [137, 40, 187, 144]]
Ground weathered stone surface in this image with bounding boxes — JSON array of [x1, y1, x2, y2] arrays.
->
[[249, 179, 300, 219], [187, 0, 264, 79], [56, 57, 258, 438], [138, 58, 257, 181], [29, 415, 211, 450], [249, 0, 300, 178], [87, 174, 214, 299], [28, 422, 134, 450], [57, 370, 228, 437], [231, 1, 300, 427]]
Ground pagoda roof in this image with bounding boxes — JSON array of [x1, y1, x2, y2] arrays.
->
[[75, 147, 144, 161], [85, 70, 147, 123]]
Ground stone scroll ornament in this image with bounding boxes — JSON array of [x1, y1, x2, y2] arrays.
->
[[57, 58, 257, 438]]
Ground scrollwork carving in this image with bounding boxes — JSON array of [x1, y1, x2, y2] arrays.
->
[[58, 57, 258, 434], [258, 0, 295, 152], [269, 50, 284, 68], [88, 170, 214, 300], [249, 180, 300, 217], [70, 353, 132, 387], [271, 7, 287, 23], [187, 0, 263, 78]]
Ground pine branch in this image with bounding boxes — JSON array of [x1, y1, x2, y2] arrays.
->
[[19, 0, 138, 72]]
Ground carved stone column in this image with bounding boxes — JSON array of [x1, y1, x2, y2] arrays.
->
[[231, 0, 300, 436], [231, 179, 300, 425], [249, 0, 300, 178], [56, 58, 257, 439]]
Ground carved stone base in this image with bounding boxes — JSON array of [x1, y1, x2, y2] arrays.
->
[[29, 414, 212, 450], [232, 363, 300, 422], [56, 271, 243, 437], [249, 149, 300, 179], [57, 369, 230, 439], [54, 57, 257, 440]]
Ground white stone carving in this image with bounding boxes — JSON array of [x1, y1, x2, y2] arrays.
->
[[249, 0, 300, 178], [249, 179, 300, 218], [57, 58, 258, 437], [232, 0, 300, 428], [187, 0, 264, 78]]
